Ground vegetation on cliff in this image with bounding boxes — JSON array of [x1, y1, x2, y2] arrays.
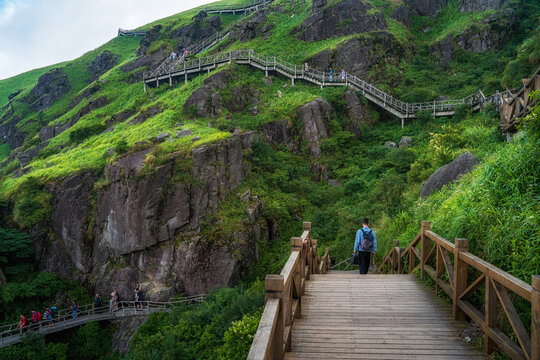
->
[[0, 0, 538, 358]]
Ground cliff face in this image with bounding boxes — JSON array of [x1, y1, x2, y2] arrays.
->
[[38, 132, 260, 300]]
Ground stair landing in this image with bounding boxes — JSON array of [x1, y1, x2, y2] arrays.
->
[[285, 273, 488, 359]]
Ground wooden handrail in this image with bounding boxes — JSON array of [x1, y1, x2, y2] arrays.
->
[[247, 222, 330, 360], [378, 221, 540, 360]]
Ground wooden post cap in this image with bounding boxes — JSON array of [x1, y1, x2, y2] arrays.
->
[[533, 275, 540, 290], [303, 222, 311, 231], [291, 237, 302, 250], [393, 239, 400, 247], [265, 274, 284, 292], [455, 238, 469, 249], [421, 221, 431, 229]]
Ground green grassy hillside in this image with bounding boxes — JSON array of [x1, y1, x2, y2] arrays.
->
[[0, 0, 538, 358]]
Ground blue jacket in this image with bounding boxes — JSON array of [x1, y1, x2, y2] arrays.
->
[[354, 226, 377, 253]]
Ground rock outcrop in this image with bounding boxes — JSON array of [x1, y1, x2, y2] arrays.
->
[[307, 32, 403, 80], [229, 10, 273, 42], [172, 11, 222, 50], [420, 151, 479, 197], [38, 132, 260, 299], [23, 68, 71, 112], [259, 119, 300, 151], [431, 9, 514, 65], [183, 70, 260, 118], [297, 98, 332, 158], [459, 0, 507, 12], [296, 0, 386, 42], [137, 25, 162, 56], [391, 5, 413, 26], [404, 0, 447, 17], [87, 50, 119, 81]]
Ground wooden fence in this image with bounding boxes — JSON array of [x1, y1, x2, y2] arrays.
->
[[378, 221, 540, 360], [247, 222, 330, 360], [500, 67, 540, 133]]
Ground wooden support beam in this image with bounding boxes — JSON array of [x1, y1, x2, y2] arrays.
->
[[485, 275, 498, 354], [420, 221, 431, 279], [265, 274, 284, 360], [453, 238, 468, 320], [493, 281, 531, 358], [531, 275, 539, 360]]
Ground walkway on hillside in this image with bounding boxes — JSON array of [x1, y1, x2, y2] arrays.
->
[[0, 296, 204, 348], [143, 49, 509, 123], [285, 272, 488, 359]]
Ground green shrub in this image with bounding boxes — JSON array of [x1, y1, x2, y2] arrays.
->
[[217, 310, 262, 360], [415, 110, 433, 122], [12, 177, 51, 228], [69, 123, 107, 144]]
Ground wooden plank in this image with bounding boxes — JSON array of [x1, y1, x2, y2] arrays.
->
[[280, 251, 300, 290]]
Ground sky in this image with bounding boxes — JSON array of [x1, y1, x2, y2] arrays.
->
[[0, 0, 216, 80]]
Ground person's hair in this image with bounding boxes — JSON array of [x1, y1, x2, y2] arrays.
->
[[362, 217, 370, 225], [135, 288, 139, 291]]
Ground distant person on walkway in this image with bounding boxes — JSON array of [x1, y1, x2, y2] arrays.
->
[[94, 294, 103, 309], [42, 308, 52, 325], [340, 68, 346, 81], [304, 63, 309, 72], [171, 51, 176, 61], [72, 300, 79, 319], [134, 288, 144, 310], [110, 291, 119, 311], [184, 49, 189, 60], [354, 218, 377, 274], [31, 310, 41, 323], [329, 67, 333, 82], [17, 315, 28, 329]]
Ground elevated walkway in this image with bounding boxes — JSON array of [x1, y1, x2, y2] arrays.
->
[[0, 296, 204, 347], [286, 273, 487, 359]]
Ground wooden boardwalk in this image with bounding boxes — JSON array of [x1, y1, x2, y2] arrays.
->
[[285, 273, 488, 360]]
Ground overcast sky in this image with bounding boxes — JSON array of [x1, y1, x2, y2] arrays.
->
[[0, 0, 216, 80]]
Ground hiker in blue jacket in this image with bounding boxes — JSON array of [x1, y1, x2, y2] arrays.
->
[[354, 218, 377, 274]]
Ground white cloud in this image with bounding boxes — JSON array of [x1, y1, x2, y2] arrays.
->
[[0, 0, 216, 79]]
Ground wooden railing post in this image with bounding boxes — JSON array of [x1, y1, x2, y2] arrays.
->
[[291, 237, 303, 319], [393, 239, 399, 274], [453, 238, 469, 321], [265, 274, 284, 360], [420, 221, 431, 279], [532, 275, 540, 360], [485, 276, 497, 354], [312, 239, 318, 274]]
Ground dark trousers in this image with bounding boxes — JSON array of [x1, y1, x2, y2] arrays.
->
[[358, 251, 371, 274]]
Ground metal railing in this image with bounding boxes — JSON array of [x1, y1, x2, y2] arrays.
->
[[0, 294, 205, 347], [144, 49, 505, 119]]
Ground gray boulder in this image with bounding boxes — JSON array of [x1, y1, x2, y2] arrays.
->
[[421, 151, 479, 197], [385, 141, 397, 148], [297, 0, 386, 42], [399, 136, 412, 148], [297, 98, 333, 158], [259, 119, 299, 151]]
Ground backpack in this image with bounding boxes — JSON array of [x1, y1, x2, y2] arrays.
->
[[50, 307, 57, 317], [360, 229, 374, 251]]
